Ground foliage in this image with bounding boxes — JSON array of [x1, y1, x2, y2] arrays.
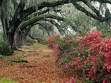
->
[[48, 31, 111, 83], [0, 41, 13, 56], [95, 22, 111, 38], [67, 10, 111, 37]]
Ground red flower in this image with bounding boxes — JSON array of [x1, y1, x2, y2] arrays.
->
[[65, 76, 76, 83], [103, 79, 108, 83], [87, 66, 97, 80], [70, 77, 76, 83], [72, 57, 81, 66], [101, 39, 111, 52], [88, 56, 97, 63], [64, 64, 69, 69], [79, 31, 102, 48], [69, 57, 82, 69], [52, 44, 60, 50], [52, 44, 60, 56], [85, 56, 97, 80], [104, 52, 111, 72], [84, 56, 97, 66]]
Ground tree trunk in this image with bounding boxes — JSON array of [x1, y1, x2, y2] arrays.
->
[[0, 0, 32, 49], [0, 0, 15, 49]]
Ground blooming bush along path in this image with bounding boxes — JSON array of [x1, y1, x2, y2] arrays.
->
[[48, 32, 111, 83], [0, 43, 74, 83]]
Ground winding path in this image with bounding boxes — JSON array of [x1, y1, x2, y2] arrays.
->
[[0, 44, 70, 83]]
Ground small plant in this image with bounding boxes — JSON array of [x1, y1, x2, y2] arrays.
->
[[0, 41, 13, 56]]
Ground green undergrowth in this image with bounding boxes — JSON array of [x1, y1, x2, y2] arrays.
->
[[1, 43, 47, 64], [31, 43, 47, 49], [0, 78, 18, 83], [0, 41, 13, 56]]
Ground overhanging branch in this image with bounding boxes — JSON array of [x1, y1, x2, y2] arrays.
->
[[83, 0, 100, 17], [72, 2, 98, 20], [72, 1, 108, 22], [37, 0, 73, 10], [18, 14, 65, 31]]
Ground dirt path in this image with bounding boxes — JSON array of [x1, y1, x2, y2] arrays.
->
[[0, 43, 69, 83]]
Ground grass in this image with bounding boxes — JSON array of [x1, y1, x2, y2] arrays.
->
[[0, 78, 18, 83], [29, 43, 47, 50]]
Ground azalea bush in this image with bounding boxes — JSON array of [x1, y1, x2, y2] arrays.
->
[[48, 32, 111, 83]]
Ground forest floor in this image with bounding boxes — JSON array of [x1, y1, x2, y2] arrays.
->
[[0, 43, 71, 83]]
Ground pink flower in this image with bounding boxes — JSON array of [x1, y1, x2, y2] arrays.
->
[[52, 44, 60, 49], [85, 65, 97, 80], [70, 77, 76, 83], [103, 79, 108, 83], [88, 56, 97, 63], [72, 57, 81, 66], [65, 77, 76, 83], [70, 57, 82, 69], [64, 64, 69, 69], [85, 56, 97, 80], [51, 44, 60, 56], [104, 52, 111, 72], [100, 39, 111, 52], [79, 32, 102, 50]]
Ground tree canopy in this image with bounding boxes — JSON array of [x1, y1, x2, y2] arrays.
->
[[0, 0, 111, 49]]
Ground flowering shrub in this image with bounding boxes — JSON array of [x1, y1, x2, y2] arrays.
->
[[48, 31, 111, 83]]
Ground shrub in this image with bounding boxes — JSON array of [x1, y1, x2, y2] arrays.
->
[[48, 31, 111, 83], [0, 41, 13, 56]]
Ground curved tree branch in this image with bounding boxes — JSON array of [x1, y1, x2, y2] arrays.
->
[[18, 14, 65, 31], [83, 0, 100, 17], [72, 2, 98, 20]]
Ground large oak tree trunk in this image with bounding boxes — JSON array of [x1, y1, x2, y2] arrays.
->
[[0, 0, 13, 48], [0, 0, 35, 49], [0, 1, 17, 49]]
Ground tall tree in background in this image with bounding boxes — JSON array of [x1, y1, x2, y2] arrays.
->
[[0, 0, 111, 49]]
